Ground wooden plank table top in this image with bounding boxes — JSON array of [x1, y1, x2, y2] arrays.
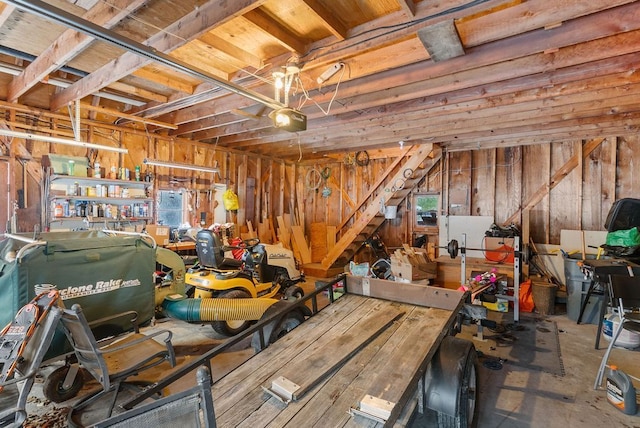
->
[[161, 241, 196, 251], [211, 292, 457, 428]]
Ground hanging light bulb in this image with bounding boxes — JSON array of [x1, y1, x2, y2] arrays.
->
[[272, 70, 285, 103], [273, 71, 285, 89]]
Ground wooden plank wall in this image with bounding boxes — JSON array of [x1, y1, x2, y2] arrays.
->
[[295, 136, 640, 250], [3, 102, 640, 253]]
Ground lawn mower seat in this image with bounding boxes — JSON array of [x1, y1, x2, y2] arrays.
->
[[195, 230, 243, 270]]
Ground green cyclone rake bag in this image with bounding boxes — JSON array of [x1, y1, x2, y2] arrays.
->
[[0, 231, 156, 358]]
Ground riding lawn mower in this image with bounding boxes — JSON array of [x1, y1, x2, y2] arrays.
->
[[178, 229, 306, 336]]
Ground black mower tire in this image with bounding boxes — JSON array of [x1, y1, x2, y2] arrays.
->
[[284, 285, 304, 300], [211, 289, 253, 337], [43, 366, 84, 403]]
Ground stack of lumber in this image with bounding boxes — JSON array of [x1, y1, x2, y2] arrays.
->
[[390, 245, 437, 282], [238, 213, 335, 267]]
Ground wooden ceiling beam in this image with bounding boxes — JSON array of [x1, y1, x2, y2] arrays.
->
[[292, 94, 640, 149], [266, 114, 640, 159], [194, 36, 640, 146], [396, 0, 416, 17], [242, 9, 307, 54], [131, 68, 195, 95], [226, 84, 640, 156], [301, 0, 348, 40], [0, 4, 15, 26], [7, 0, 148, 103], [143, 0, 640, 133], [317, 5, 640, 117], [198, 33, 264, 70], [208, 60, 639, 146], [302, 0, 633, 68], [49, 0, 269, 111], [173, 1, 640, 139]]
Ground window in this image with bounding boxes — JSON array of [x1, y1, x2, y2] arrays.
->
[[414, 193, 439, 227], [156, 189, 185, 227]]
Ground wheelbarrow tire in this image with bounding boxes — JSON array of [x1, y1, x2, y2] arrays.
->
[[43, 366, 84, 403], [211, 289, 253, 337]]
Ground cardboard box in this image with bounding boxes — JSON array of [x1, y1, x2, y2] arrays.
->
[[146, 224, 170, 246], [391, 247, 437, 282]]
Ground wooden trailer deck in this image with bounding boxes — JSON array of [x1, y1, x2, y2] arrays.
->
[[210, 277, 467, 427]]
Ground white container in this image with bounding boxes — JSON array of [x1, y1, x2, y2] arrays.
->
[[384, 205, 397, 219], [603, 312, 640, 349]]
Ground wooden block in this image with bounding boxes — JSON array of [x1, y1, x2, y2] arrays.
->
[[310, 222, 328, 263], [269, 218, 277, 244], [257, 222, 270, 243], [326, 225, 336, 252], [291, 225, 312, 264], [276, 216, 291, 248]]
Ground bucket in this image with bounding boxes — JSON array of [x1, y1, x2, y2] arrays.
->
[[384, 205, 397, 219], [603, 312, 640, 349], [532, 282, 557, 315], [564, 254, 602, 323]]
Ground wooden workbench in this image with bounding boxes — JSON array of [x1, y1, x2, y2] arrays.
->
[[161, 241, 196, 256]]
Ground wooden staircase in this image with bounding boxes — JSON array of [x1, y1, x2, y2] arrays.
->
[[319, 144, 440, 271]]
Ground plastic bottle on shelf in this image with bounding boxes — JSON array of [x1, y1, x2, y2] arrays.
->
[[54, 203, 63, 218]]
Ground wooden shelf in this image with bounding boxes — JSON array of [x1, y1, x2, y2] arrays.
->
[[434, 256, 514, 289]]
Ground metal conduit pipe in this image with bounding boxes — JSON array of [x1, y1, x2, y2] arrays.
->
[[162, 297, 279, 323], [6, 0, 285, 111], [0, 45, 87, 77]]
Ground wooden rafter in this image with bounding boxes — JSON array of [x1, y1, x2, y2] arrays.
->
[[7, 0, 149, 102], [302, 0, 348, 40], [198, 33, 264, 70], [242, 9, 307, 54], [49, 0, 269, 111], [396, 0, 416, 17]]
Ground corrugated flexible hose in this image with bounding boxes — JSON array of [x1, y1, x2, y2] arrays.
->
[[162, 297, 278, 322]]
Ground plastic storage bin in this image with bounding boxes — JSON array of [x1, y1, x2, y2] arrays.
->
[[564, 254, 603, 324]]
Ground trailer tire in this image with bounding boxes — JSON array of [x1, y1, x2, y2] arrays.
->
[[211, 289, 253, 336], [423, 336, 478, 428], [251, 301, 306, 353], [43, 366, 84, 403]]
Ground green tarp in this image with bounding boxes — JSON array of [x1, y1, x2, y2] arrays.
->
[[0, 231, 156, 357]]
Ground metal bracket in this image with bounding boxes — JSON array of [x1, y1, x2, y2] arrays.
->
[[262, 376, 300, 404]]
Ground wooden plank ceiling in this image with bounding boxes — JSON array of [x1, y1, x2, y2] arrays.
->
[[0, 0, 638, 161]]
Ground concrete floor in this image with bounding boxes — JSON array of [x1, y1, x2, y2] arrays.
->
[[467, 307, 640, 427], [20, 277, 640, 427]]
